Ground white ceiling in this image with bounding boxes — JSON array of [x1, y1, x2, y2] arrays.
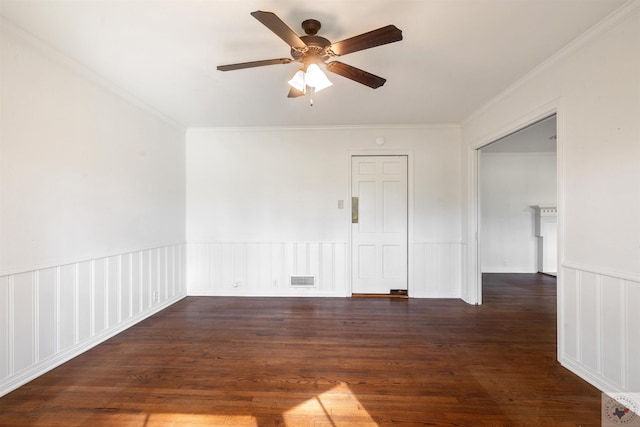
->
[[0, 0, 627, 128]]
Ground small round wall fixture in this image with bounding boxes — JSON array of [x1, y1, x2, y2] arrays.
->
[[375, 136, 385, 146]]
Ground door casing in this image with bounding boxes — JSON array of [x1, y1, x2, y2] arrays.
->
[[347, 150, 414, 296]]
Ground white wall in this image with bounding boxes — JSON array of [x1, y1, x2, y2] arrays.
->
[[480, 153, 556, 272], [186, 126, 462, 297], [0, 20, 187, 396], [462, 2, 640, 396], [1, 21, 186, 275]]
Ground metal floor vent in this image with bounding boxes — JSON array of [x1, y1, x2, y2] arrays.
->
[[290, 275, 315, 287]]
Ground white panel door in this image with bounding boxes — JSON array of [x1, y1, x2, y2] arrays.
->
[[351, 156, 408, 294]]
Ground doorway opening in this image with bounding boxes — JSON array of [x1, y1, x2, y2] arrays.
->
[[478, 115, 558, 302]]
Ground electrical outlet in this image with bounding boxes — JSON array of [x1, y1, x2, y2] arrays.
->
[[233, 281, 240, 288], [152, 291, 158, 302]]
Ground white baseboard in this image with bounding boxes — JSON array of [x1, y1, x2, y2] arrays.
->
[[0, 293, 186, 398], [481, 267, 538, 273], [560, 355, 629, 396], [410, 290, 461, 298], [188, 290, 348, 298]]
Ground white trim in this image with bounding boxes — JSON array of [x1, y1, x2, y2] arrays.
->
[[462, 150, 480, 305], [105, 258, 111, 329], [33, 272, 39, 364], [467, 102, 561, 307], [117, 255, 123, 323], [560, 357, 630, 395], [559, 266, 639, 395], [576, 270, 583, 364], [102, 258, 108, 333], [596, 275, 603, 375], [138, 252, 144, 314], [129, 253, 134, 319], [469, 100, 560, 149], [563, 262, 640, 283], [414, 241, 463, 245], [411, 290, 460, 299], [347, 151, 414, 297], [622, 280, 629, 389], [0, 16, 185, 132], [55, 267, 61, 354], [187, 124, 460, 133], [73, 264, 79, 345], [0, 241, 187, 278], [555, 101, 566, 362], [186, 240, 347, 245], [90, 260, 95, 337], [7, 276, 15, 376], [480, 152, 557, 158], [0, 293, 186, 398], [1, 278, 9, 378], [481, 267, 540, 274], [188, 291, 347, 298]]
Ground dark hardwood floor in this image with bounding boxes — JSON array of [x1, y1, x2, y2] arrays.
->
[[0, 273, 601, 426]]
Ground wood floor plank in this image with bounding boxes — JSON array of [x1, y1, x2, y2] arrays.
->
[[0, 274, 602, 426]]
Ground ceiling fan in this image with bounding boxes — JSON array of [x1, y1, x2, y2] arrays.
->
[[217, 11, 403, 99]]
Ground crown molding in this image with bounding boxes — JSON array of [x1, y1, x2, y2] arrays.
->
[[0, 16, 186, 132], [187, 123, 461, 133], [462, 0, 640, 126]]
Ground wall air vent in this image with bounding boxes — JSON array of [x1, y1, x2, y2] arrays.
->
[[290, 275, 315, 288]]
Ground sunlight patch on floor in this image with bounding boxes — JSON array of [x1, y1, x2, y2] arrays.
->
[[283, 382, 378, 427], [142, 413, 258, 426]]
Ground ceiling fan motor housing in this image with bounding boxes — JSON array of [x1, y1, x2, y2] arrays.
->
[[290, 19, 333, 63], [292, 35, 332, 63]]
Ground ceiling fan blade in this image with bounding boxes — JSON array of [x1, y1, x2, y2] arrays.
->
[[251, 11, 307, 49], [329, 25, 402, 56], [325, 61, 386, 89], [287, 87, 306, 98], [217, 58, 292, 71]]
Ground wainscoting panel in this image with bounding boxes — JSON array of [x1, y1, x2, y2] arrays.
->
[[59, 264, 76, 352], [12, 272, 34, 374], [579, 272, 599, 372], [78, 261, 92, 344], [560, 265, 640, 395], [187, 242, 348, 297], [93, 259, 107, 335], [0, 277, 8, 380], [38, 268, 57, 362], [188, 241, 461, 298], [562, 270, 579, 361], [412, 242, 462, 298], [627, 282, 640, 391], [601, 275, 624, 387], [0, 243, 187, 398]]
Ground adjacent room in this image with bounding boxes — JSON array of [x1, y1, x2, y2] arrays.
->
[[1, 1, 639, 425]]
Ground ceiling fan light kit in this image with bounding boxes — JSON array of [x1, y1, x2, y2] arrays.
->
[[217, 11, 402, 103], [288, 63, 333, 94]]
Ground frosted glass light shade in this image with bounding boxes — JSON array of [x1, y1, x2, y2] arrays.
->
[[288, 69, 306, 92], [305, 64, 333, 92]]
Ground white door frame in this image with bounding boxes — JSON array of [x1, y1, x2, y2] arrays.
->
[[466, 100, 564, 356], [347, 150, 414, 297], [467, 102, 563, 305]]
